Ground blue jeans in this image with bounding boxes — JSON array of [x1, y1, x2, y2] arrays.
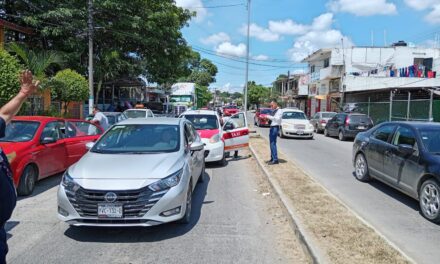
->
[[269, 126, 279, 162]]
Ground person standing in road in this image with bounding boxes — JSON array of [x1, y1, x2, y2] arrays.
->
[[265, 100, 282, 165], [1, 70, 39, 264], [91, 105, 109, 131]]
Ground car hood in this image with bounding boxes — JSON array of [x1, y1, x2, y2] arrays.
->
[[0, 141, 33, 155], [282, 119, 311, 125], [69, 151, 184, 181], [197, 129, 220, 139]]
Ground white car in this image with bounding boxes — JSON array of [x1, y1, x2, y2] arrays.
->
[[180, 110, 250, 164], [57, 118, 205, 226], [123, 109, 155, 119], [279, 109, 314, 139]]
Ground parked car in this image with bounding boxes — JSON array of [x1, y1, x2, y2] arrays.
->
[[181, 110, 250, 164], [223, 105, 239, 116], [0, 116, 103, 195], [57, 118, 206, 226], [102, 112, 127, 126], [310, 111, 337, 133], [353, 122, 440, 223], [123, 109, 155, 119], [324, 113, 374, 141], [279, 109, 314, 139], [254, 108, 272, 127]]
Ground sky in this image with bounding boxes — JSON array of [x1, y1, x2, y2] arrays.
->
[[175, 0, 440, 93]]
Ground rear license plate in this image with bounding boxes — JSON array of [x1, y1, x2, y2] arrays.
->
[[357, 126, 365, 129], [297, 130, 304, 135], [98, 204, 123, 218]]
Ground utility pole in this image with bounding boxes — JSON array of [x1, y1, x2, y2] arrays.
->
[[88, 0, 94, 114], [244, 0, 250, 112], [287, 70, 290, 106]]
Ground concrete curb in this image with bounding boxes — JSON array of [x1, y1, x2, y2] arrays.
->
[[249, 144, 327, 264]]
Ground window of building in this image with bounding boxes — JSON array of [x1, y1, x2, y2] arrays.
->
[[324, 58, 330, 68], [311, 65, 315, 73]]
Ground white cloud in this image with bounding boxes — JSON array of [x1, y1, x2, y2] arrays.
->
[[200, 32, 231, 45], [403, 0, 440, 24], [175, 0, 207, 22], [240, 23, 280, 42], [328, 0, 397, 16], [253, 54, 270, 61], [311, 13, 334, 31], [215, 42, 247, 57], [268, 20, 308, 35]]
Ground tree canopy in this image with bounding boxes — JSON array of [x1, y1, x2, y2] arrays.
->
[[248, 81, 271, 108], [0, 49, 22, 101]]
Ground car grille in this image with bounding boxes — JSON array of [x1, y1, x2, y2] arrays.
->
[[66, 186, 168, 218], [294, 124, 306, 129]]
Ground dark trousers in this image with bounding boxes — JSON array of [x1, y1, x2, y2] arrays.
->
[[269, 126, 279, 162], [0, 173, 16, 264]]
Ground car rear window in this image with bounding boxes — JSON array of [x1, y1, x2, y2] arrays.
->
[[349, 115, 371, 123], [322, 113, 336, 118], [260, 109, 272, 114]]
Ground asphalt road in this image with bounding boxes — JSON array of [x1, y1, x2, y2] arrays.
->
[[252, 116, 440, 264], [5, 152, 308, 264]]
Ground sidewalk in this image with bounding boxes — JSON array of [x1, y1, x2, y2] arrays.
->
[[250, 135, 412, 264]]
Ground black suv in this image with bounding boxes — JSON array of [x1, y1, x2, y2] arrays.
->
[[324, 113, 373, 141]]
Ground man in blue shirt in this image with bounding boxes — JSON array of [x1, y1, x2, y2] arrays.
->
[[0, 70, 39, 264]]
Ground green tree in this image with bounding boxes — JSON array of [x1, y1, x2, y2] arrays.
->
[[248, 81, 270, 108], [50, 69, 88, 115], [0, 49, 22, 101], [179, 51, 218, 87], [3, 0, 194, 85], [196, 85, 213, 108]]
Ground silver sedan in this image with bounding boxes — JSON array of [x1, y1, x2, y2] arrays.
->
[[57, 118, 205, 227]]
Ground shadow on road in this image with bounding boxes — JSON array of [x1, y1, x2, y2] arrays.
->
[[17, 173, 62, 201], [351, 171, 419, 211], [5, 221, 19, 240], [63, 172, 211, 243]]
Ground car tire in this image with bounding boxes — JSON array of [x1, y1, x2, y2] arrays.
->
[[324, 128, 329, 137], [279, 128, 285, 138], [254, 118, 257, 126], [314, 124, 319, 133], [198, 163, 205, 183], [218, 153, 227, 166], [178, 181, 193, 224], [354, 153, 371, 182], [338, 130, 346, 141], [17, 165, 38, 196], [419, 179, 440, 223]]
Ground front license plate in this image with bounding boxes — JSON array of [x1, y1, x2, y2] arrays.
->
[[358, 126, 365, 129], [297, 130, 304, 135], [98, 204, 123, 218]]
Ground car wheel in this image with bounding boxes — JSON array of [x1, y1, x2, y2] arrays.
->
[[178, 181, 193, 224], [254, 118, 257, 126], [354, 153, 370, 182], [17, 165, 38, 196], [314, 124, 318, 133], [218, 153, 227, 166], [278, 128, 285, 138], [198, 162, 205, 183], [324, 129, 329, 137], [338, 130, 346, 141], [419, 179, 440, 223]]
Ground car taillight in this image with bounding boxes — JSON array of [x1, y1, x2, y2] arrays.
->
[[345, 116, 350, 126], [320, 120, 326, 124]]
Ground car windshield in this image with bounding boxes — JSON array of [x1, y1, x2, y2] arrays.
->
[[124, 110, 147, 118], [260, 109, 272, 114], [0, 121, 40, 142], [419, 129, 440, 153], [106, 116, 116, 125], [182, 115, 219, 130], [322, 113, 336, 118], [282, 112, 307, 120], [170, 95, 191, 103], [92, 124, 180, 154]]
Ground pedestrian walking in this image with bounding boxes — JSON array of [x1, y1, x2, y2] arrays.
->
[[91, 105, 109, 131], [265, 101, 282, 165], [1, 70, 39, 264]]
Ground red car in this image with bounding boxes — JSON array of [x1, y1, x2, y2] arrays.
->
[[223, 105, 239, 116], [0, 116, 103, 195], [254, 108, 272, 127]]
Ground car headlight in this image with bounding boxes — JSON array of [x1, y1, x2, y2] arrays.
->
[[148, 169, 183, 192], [209, 134, 221, 143], [62, 171, 79, 191], [307, 124, 314, 130]]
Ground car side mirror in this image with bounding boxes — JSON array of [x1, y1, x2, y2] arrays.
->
[[41, 137, 57, 144], [85, 142, 95, 150], [398, 144, 415, 156], [190, 141, 204, 151], [223, 123, 234, 131]]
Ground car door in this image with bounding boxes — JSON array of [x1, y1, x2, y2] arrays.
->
[[387, 125, 423, 196], [223, 112, 249, 152], [366, 124, 397, 180], [37, 121, 67, 177], [310, 113, 319, 128], [64, 121, 103, 167], [184, 123, 198, 184], [189, 123, 204, 178], [328, 114, 342, 136]]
